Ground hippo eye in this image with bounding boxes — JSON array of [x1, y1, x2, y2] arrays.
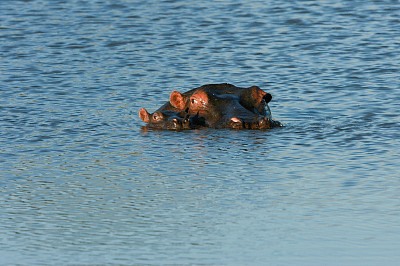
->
[[153, 113, 162, 121], [191, 99, 195, 104]]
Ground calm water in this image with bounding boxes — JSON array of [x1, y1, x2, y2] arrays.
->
[[1, 0, 400, 264]]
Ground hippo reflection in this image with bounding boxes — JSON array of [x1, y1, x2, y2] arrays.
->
[[139, 83, 281, 130]]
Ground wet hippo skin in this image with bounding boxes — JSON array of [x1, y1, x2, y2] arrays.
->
[[139, 83, 281, 130]]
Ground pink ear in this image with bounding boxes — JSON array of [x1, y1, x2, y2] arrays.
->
[[170, 91, 186, 110], [139, 108, 150, 123]]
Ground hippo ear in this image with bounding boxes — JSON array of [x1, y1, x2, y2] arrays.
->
[[170, 91, 186, 110], [250, 86, 267, 104], [139, 108, 151, 123], [263, 93, 272, 103]]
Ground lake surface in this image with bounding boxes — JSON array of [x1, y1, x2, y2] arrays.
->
[[1, 0, 400, 264]]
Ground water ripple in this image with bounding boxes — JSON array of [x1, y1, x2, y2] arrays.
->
[[1, 0, 400, 264]]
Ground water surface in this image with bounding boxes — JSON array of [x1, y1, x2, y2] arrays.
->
[[1, 0, 400, 264]]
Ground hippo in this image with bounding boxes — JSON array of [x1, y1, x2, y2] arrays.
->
[[139, 83, 281, 130], [174, 88, 279, 129]]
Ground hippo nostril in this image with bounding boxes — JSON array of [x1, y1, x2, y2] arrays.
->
[[171, 118, 183, 130]]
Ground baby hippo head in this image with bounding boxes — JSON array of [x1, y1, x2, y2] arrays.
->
[[139, 108, 191, 130]]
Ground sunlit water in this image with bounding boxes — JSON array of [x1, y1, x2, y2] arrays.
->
[[1, 0, 400, 264]]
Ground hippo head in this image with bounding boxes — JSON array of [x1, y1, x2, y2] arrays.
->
[[171, 89, 271, 129], [139, 108, 193, 130]]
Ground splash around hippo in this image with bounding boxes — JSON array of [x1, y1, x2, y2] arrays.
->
[[139, 83, 282, 130]]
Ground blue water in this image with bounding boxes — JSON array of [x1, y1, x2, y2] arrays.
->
[[1, 0, 400, 264]]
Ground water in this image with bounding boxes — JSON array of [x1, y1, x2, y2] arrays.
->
[[1, 0, 400, 264]]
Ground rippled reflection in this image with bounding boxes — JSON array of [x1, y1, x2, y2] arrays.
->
[[1, 0, 400, 264]]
